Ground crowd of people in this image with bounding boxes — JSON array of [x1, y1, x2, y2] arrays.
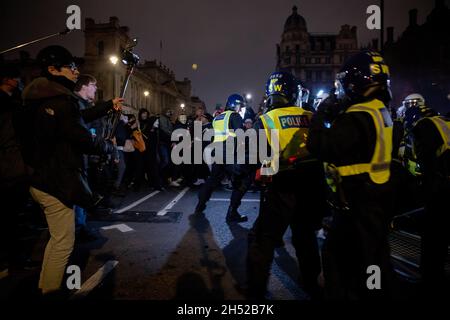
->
[[0, 44, 449, 301]]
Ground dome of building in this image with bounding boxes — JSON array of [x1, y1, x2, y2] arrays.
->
[[284, 6, 307, 32]]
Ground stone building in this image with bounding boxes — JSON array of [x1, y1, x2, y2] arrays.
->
[[276, 6, 359, 96], [83, 16, 200, 116], [384, 0, 450, 112]]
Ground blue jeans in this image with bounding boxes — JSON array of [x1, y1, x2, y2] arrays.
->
[[159, 144, 170, 169], [74, 206, 86, 230], [114, 150, 126, 189]]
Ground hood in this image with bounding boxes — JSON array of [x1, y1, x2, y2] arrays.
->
[[22, 76, 77, 102]]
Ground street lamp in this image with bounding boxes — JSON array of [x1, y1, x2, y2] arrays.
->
[[180, 103, 185, 110], [109, 55, 119, 97], [109, 55, 119, 65], [246, 93, 252, 100], [144, 90, 150, 97]]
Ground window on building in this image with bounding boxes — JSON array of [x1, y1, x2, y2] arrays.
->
[[296, 54, 301, 64], [315, 58, 321, 64], [286, 46, 290, 53], [295, 45, 300, 52], [306, 70, 312, 80], [97, 41, 104, 56], [316, 71, 322, 81], [325, 57, 331, 64], [305, 57, 311, 64], [325, 70, 332, 80], [284, 56, 291, 65]]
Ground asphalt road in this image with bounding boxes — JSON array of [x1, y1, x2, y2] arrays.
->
[[3, 184, 447, 300], [1, 185, 307, 300]]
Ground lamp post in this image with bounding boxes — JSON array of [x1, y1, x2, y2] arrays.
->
[[144, 90, 150, 108], [109, 55, 119, 97]]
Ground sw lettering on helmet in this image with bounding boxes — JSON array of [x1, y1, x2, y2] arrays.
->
[[370, 63, 389, 75], [371, 55, 384, 63], [274, 84, 283, 92]]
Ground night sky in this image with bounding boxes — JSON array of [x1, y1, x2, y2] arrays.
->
[[0, 0, 435, 111]]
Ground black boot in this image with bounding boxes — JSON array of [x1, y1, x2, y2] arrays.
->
[[226, 206, 248, 222], [194, 202, 206, 214]]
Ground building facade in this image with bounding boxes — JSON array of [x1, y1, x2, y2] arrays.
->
[[276, 6, 359, 96], [83, 16, 200, 117], [384, 0, 450, 112]]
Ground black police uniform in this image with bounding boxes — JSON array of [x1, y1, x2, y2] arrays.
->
[[307, 101, 395, 300], [247, 106, 327, 300], [412, 116, 450, 296], [195, 111, 251, 221]]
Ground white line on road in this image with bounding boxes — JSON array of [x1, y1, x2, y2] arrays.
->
[[114, 190, 160, 214], [70, 260, 119, 300], [157, 187, 190, 216], [101, 224, 134, 233], [210, 198, 260, 202]]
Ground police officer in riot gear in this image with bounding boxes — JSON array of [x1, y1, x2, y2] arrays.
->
[[307, 51, 395, 300], [404, 105, 449, 297], [194, 94, 250, 222], [396, 94, 436, 177], [397, 93, 426, 120], [247, 72, 327, 299]]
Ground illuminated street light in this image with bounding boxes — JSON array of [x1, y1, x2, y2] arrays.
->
[[109, 55, 119, 65], [144, 90, 150, 97], [180, 103, 185, 110], [246, 93, 252, 100], [192, 63, 198, 71]]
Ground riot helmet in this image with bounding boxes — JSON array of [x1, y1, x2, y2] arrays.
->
[[264, 71, 298, 111], [335, 50, 392, 105]]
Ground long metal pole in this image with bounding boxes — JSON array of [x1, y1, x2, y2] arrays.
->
[[380, 0, 384, 52], [106, 66, 134, 139], [0, 29, 72, 55]]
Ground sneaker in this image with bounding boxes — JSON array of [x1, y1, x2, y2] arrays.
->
[[193, 179, 205, 186], [169, 180, 181, 187]]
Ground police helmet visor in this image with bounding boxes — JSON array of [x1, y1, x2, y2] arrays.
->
[[403, 99, 422, 109]]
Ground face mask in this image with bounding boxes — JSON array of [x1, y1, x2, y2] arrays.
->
[[179, 115, 187, 124]]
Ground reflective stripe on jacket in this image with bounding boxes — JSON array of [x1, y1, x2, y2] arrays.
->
[[212, 111, 237, 142], [336, 99, 393, 184]]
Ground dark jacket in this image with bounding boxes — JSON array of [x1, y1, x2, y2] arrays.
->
[[0, 90, 29, 190], [76, 96, 119, 165], [159, 114, 173, 145], [22, 76, 114, 208]]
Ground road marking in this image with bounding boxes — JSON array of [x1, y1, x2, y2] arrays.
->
[[70, 260, 119, 300], [157, 187, 190, 216], [391, 254, 420, 268], [101, 224, 134, 233], [210, 198, 260, 202], [114, 190, 160, 213]]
